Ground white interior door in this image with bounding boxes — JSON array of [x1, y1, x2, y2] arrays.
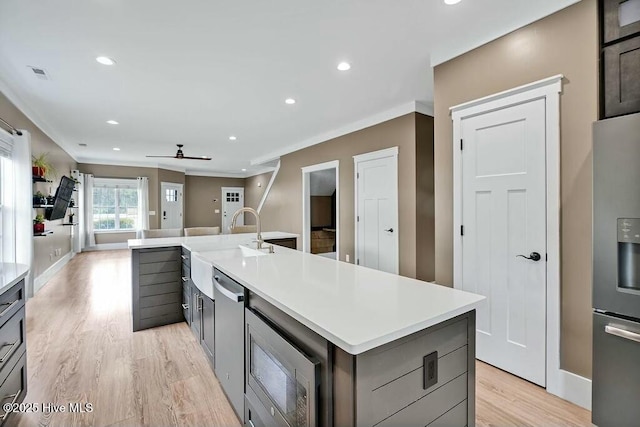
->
[[355, 148, 398, 274], [461, 98, 547, 386], [160, 182, 183, 229], [222, 187, 244, 233]]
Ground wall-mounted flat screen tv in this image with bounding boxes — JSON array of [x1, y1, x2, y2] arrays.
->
[[45, 176, 75, 221]]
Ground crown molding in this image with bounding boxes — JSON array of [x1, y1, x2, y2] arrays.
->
[[250, 101, 434, 166]]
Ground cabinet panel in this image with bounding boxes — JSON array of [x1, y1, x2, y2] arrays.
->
[[0, 352, 27, 426], [604, 35, 640, 117], [604, 0, 640, 44], [0, 307, 26, 375], [0, 281, 25, 327], [201, 295, 214, 368]]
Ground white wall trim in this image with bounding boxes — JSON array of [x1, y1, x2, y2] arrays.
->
[[353, 147, 399, 273], [251, 102, 431, 166], [257, 160, 280, 213], [352, 146, 399, 163], [33, 251, 75, 295], [301, 161, 340, 259], [555, 369, 592, 410], [450, 76, 585, 407], [82, 242, 128, 251]]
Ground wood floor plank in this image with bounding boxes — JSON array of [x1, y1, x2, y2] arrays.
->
[[14, 250, 592, 427]]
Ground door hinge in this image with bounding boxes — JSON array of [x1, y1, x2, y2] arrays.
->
[[357, 215, 360, 222], [357, 259, 360, 265], [460, 139, 463, 150], [460, 225, 464, 236], [357, 172, 360, 179]]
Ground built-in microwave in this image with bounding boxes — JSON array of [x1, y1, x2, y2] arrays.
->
[[245, 308, 320, 427]]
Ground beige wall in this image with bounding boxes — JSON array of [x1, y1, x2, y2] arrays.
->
[[433, 0, 597, 378], [0, 92, 78, 279], [260, 113, 428, 278], [184, 175, 245, 229], [416, 114, 435, 281], [244, 172, 272, 225]]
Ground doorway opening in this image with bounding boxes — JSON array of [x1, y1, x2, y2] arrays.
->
[[302, 161, 339, 260]]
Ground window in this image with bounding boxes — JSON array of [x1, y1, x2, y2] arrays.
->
[[92, 178, 138, 231], [165, 188, 178, 202], [226, 192, 240, 202]]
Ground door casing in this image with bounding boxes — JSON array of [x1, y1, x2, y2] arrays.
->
[[160, 182, 184, 229], [353, 146, 399, 274], [451, 75, 565, 398]]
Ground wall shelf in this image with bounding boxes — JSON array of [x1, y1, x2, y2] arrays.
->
[[33, 230, 53, 237], [33, 205, 54, 208], [62, 223, 77, 226], [32, 176, 52, 183]]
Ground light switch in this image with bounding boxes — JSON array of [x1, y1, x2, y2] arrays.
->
[[215, 209, 220, 214], [149, 211, 156, 216]]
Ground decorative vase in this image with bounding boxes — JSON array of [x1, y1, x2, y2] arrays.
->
[[33, 223, 45, 233]]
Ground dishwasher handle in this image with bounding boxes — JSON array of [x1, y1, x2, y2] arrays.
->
[[214, 276, 244, 302]]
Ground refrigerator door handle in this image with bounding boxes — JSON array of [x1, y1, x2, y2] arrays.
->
[[605, 325, 640, 343]]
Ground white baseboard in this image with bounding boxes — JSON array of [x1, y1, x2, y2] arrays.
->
[[82, 242, 128, 251], [548, 369, 592, 411], [33, 251, 75, 295]]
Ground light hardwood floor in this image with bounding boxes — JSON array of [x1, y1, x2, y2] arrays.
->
[[15, 250, 591, 426]]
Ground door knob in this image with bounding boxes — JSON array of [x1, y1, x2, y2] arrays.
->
[[516, 252, 542, 261], [384, 228, 394, 233]]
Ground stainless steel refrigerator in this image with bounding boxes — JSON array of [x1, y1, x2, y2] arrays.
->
[[593, 113, 640, 427]]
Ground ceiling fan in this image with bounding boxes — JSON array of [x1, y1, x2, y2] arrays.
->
[[146, 144, 211, 160]]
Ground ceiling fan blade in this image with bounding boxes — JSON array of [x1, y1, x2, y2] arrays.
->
[[181, 156, 212, 160], [145, 155, 177, 158]]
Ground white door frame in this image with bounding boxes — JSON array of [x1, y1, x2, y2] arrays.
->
[[301, 160, 340, 259], [221, 186, 245, 233], [451, 75, 584, 406], [354, 147, 399, 274], [160, 181, 184, 229]]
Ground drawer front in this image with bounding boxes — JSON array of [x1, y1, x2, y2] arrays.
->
[[182, 289, 190, 325], [364, 318, 467, 390], [182, 263, 190, 283], [139, 249, 180, 264], [376, 373, 467, 427], [0, 308, 25, 375], [370, 346, 467, 423], [0, 352, 27, 426], [139, 261, 180, 275], [181, 247, 191, 267], [0, 281, 24, 328], [139, 271, 181, 286]]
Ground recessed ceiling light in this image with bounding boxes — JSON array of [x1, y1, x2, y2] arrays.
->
[[242, 168, 247, 172], [106, 120, 119, 125], [113, 147, 120, 151], [96, 56, 116, 66], [337, 62, 351, 71], [229, 136, 237, 141], [444, 0, 461, 4], [285, 98, 296, 105]]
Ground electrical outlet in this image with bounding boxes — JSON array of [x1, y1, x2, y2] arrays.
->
[[346, 254, 350, 263], [215, 209, 220, 214], [49, 253, 54, 261]]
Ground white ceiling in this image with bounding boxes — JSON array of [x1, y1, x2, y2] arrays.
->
[[0, 0, 579, 177]]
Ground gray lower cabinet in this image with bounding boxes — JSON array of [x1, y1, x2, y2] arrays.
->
[[191, 288, 202, 339], [132, 248, 183, 331], [201, 294, 215, 368], [0, 279, 27, 426]]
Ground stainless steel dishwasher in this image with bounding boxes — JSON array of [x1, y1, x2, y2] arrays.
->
[[214, 268, 246, 419]]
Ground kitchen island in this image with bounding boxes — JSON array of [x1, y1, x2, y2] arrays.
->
[[128, 233, 484, 427]]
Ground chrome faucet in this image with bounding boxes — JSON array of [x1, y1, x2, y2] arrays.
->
[[231, 207, 263, 249]]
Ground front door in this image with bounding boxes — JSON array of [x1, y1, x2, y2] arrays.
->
[[355, 149, 399, 274], [160, 182, 183, 229], [461, 98, 547, 386], [222, 187, 244, 234]]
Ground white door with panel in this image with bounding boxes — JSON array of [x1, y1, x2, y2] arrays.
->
[[461, 98, 547, 386], [355, 148, 399, 274], [160, 182, 183, 229], [222, 187, 244, 233]]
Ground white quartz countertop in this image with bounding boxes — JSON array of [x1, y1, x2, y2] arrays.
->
[[197, 246, 485, 355], [128, 231, 298, 251], [0, 263, 29, 296]]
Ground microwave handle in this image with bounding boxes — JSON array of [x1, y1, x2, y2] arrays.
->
[[605, 325, 640, 343]]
